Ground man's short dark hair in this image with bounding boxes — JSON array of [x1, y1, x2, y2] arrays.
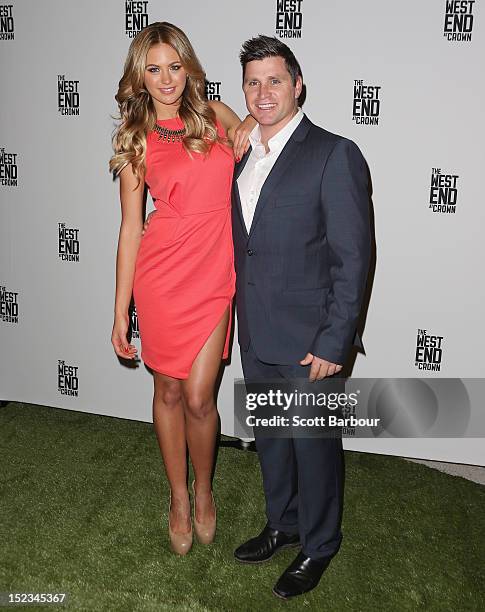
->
[[239, 35, 303, 86]]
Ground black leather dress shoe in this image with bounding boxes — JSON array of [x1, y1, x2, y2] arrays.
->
[[234, 523, 300, 564], [272, 551, 332, 599]]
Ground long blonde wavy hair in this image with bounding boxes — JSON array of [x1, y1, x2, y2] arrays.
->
[[109, 22, 220, 187]]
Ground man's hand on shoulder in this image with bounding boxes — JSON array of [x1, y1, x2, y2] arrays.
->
[[300, 353, 343, 382]]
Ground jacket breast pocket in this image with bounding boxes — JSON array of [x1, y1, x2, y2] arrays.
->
[[273, 193, 311, 208]]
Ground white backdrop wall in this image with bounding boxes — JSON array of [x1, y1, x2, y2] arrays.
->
[[1, 1, 484, 465]]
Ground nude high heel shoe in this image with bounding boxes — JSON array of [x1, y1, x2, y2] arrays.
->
[[192, 480, 216, 545], [168, 490, 193, 555]]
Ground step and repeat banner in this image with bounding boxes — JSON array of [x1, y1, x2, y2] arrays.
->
[[1, 1, 484, 465]]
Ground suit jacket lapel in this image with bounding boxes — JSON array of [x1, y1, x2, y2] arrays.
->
[[233, 146, 252, 238], [249, 115, 311, 236]]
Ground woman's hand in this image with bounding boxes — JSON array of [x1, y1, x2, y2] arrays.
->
[[207, 100, 256, 162], [233, 114, 256, 162], [111, 313, 138, 360]]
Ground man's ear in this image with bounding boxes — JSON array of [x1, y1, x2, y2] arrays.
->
[[295, 75, 303, 100]]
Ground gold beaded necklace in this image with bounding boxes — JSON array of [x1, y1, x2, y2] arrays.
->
[[153, 124, 186, 143]]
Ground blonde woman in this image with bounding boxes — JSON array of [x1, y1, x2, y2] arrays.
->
[[109, 22, 254, 555]]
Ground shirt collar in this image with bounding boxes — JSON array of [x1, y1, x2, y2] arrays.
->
[[248, 107, 304, 153]]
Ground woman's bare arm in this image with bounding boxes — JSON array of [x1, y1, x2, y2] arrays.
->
[[208, 100, 256, 160], [111, 163, 145, 360]]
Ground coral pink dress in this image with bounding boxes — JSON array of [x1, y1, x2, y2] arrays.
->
[[133, 116, 235, 378]]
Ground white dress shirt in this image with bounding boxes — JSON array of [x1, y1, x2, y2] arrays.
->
[[237, 108, 304, 232]]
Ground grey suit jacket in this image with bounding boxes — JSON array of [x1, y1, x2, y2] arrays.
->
[[232, 114, 371, 365]]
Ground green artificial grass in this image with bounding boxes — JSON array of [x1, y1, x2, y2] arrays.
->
[[0, 402, 484, 611]]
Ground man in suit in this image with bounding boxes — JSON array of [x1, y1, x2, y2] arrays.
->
[[232, 36, 371, 600]]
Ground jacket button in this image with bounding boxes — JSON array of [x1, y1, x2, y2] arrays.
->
[[247, 249, 254, 256]]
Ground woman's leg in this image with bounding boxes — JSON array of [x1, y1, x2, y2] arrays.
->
[[152, 372, 191, 534], [181, 307, 230, 522]]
